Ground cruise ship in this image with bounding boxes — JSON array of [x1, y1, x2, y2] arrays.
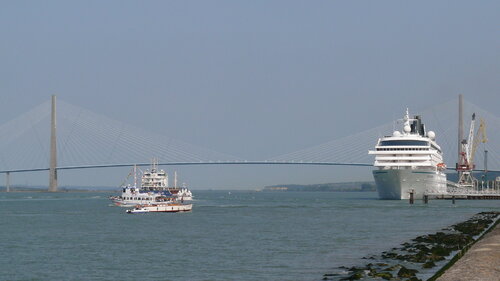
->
[[368, 109, 447, 199]]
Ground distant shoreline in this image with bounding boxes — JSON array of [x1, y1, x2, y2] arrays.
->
[[1, 182, 377, 193], [0, 189, 114, 193], [263, 181, 376, 192]]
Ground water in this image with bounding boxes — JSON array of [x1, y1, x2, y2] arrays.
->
[[0, 191, 499, 281]]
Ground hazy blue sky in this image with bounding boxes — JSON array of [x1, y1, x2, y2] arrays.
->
[[1, 1, 498, 188]]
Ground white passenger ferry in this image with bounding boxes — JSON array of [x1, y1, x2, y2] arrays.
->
[[110, 159, 193, 207], [368, 109, 447, 199]]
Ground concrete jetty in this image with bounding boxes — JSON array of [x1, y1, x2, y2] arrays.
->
[[437, 223, 500, 281]]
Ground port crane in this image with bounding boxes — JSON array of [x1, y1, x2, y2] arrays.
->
[[457, 113, 487, 186]]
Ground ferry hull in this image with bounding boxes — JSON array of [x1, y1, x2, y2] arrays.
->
[[373, 169, 446, 200], [126, 204, 193, 214]]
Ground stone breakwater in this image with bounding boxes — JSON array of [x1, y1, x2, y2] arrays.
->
[[323, 211, 500, 281], [435, 219, 500, 281]]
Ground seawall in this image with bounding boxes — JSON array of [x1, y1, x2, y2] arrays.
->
[[434, 217, 500, 281]]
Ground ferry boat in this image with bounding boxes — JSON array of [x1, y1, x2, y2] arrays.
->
[[110, 159, 193, 207], [368, 109, 447, 199], [126, 202, 193, 214]]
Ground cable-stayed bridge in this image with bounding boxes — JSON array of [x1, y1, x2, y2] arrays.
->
[[0, 96, 498, 191]]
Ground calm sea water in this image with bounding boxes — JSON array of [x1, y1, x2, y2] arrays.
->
[[0, 190, 499, 281]]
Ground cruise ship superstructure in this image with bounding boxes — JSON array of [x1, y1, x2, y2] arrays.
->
[[368, 109, 447, 199]]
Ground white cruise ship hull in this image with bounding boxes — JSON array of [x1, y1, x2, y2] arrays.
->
[[373, 169, 446, 200]]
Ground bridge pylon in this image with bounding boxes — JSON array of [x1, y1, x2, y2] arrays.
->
[[48, 95, 57, 192]]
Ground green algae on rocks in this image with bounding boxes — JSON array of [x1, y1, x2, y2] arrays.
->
[[323, 211, 499, 281]]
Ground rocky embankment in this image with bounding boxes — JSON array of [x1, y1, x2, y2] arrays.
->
[[323, 211, 500, 281]]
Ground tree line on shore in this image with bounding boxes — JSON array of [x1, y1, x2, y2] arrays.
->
[[263, 181, 376, 192]]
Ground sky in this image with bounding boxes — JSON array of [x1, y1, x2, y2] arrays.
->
[[0, 1, 499, 189]]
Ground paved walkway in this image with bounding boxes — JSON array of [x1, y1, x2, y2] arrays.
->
[[438, 223, 500, 281]]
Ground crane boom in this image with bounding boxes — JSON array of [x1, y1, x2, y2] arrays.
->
[[470, 118, 487, 165], [465, 113, 476, 164]]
